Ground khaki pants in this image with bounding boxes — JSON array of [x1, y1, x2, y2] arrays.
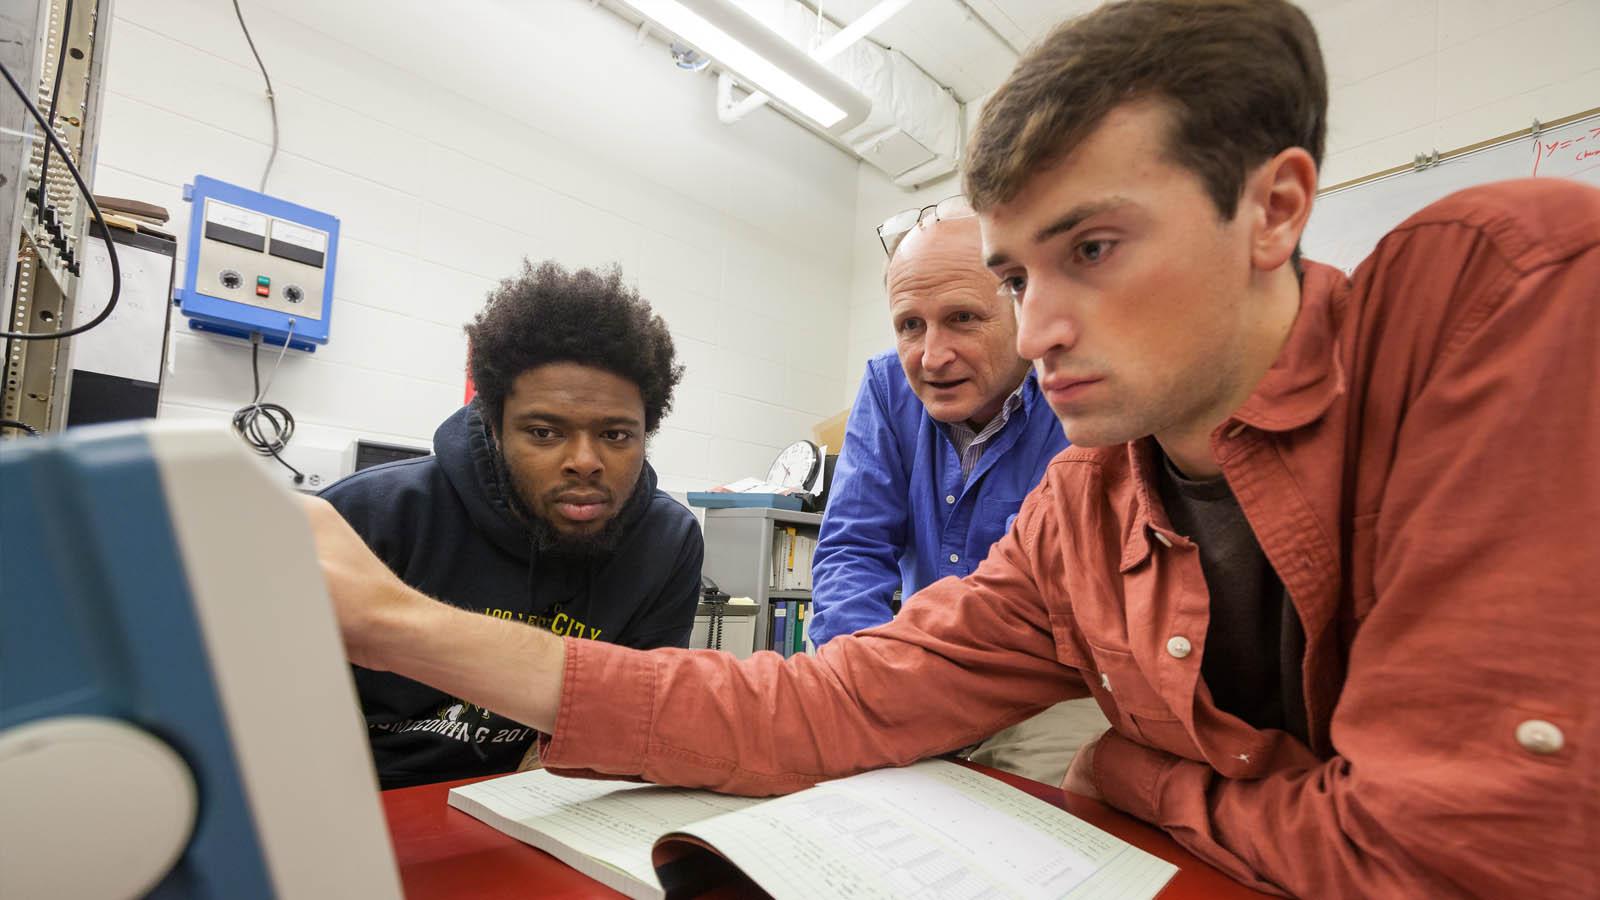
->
[[964, 697, 1110, 787]]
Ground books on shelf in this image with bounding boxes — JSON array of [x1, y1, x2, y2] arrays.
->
[[447, 759, 1177, 900], [770, 526, 816, 591], [765, 599, 813, 656], [765, 524, 818, 655]]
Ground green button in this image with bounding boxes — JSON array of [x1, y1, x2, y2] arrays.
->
[[256, 275, 271, 286]]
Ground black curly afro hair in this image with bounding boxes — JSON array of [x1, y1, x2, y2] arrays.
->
[[465, 260, 683, 435]]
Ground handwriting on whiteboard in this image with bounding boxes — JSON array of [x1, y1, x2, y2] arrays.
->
[[1532, 126, 1600, 177]]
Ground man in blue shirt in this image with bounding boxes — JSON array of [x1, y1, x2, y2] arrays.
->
[[811, 201, 1106, 783]]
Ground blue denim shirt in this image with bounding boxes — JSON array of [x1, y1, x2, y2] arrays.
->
[[809, 351, 1068, 645]]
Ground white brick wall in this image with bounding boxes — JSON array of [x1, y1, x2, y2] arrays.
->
[[94, 0, 858, 495], [842, 169, 954, 404], [1317, 0, 1600, 185], [843, 0, 1600, 399], [92, 0, 1600, 478]]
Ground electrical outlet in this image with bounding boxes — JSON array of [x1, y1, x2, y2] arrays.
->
[[247, 441, 349, 493]]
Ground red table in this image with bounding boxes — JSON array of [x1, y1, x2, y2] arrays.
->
[[382, 765, 1272, 898]]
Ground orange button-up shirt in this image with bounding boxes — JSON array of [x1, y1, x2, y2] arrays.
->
[[543, 180, 1599, 898]]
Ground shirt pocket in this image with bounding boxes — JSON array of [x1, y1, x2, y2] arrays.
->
[[1084, 640, 1202, 760], [1347, 511, 1381, 623], [980, 495, 1027, 546]]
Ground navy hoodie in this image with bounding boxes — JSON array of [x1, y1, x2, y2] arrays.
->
[[321, 402, 703, 788]]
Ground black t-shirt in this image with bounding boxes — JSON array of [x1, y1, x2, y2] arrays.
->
[[1153, 445, 1309, 745], [321, 403, 704, 788]]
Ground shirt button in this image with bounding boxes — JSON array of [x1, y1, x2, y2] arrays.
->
[[948, 553, 960, 563], [1515, 719, 1564, 755], [1166, 635, 1192, 658], [1100, 673, 1113, 692], [945, 494, 956, 504]]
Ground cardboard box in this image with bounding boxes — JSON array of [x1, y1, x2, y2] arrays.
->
[[812, 408, 849, 453]]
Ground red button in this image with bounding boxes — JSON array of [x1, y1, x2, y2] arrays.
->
[[255, 285, 271, 297]]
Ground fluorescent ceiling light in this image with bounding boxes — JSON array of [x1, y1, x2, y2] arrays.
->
[[813, 0, 917, 62], [621, 0, 871, 131]]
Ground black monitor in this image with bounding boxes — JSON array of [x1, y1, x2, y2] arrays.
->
[[352, 438, 430, 472]]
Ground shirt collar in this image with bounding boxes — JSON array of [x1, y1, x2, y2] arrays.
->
[[1225, 261, 1347, 434], [1016, 366, 1041, 417], [1119, 262, 1347, 572], [979, 375, 1029, 434], [1120, 439, 1168, 572], [943, 370, 1032, 446]]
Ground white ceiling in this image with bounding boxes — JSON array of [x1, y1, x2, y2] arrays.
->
[[812, 0, 1104, 102], [616, 0, 1353, 113]]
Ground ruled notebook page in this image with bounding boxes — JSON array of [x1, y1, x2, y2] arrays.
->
[[449, 771, 761, 900], [677, 759, 1177, 900]]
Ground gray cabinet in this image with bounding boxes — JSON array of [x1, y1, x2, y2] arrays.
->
[[701, 506, 822, 654]]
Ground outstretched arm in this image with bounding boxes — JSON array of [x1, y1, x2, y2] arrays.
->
[[541, 477, 1088, 796], [302, 496, 566, 732], [305, 474, 1086, 798]]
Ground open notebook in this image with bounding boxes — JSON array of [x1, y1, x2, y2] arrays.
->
[[447, 759, 1176, 899]]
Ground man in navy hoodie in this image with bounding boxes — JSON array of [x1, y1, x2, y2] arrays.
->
[[321, 260, 704, 789]]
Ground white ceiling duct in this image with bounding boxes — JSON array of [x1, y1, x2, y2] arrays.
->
[[766, 0, 964, 186]]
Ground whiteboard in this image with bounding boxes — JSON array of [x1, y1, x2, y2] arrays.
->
[[70, 234, 173, 383], [1302, 111, 1600, 274]]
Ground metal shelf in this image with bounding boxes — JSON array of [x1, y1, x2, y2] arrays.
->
[[698, 505, 821, 526], [701, 506, 822, 654]]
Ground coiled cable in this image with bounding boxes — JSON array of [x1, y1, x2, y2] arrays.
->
[[232, 325, 305, 484]]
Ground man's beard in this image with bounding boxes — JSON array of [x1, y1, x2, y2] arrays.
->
[[526, 490, 636, 561], [493, 451, 649, 562]]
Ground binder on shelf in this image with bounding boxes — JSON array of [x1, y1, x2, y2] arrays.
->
[[770, 602, 789, 654], [792, 602, 807, 656], [784, 527, 798, 590]]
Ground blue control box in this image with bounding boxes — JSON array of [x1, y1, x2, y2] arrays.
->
[[176, 175, 339, 351]]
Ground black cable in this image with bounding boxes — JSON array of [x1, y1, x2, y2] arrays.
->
[[231, 0, 279, 192], [0, 59, 120, 341], [35, 0, 74, 224], [701, 577, 729, 650], [232, 331, 305, 484], [0, 419, 41, 436]]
